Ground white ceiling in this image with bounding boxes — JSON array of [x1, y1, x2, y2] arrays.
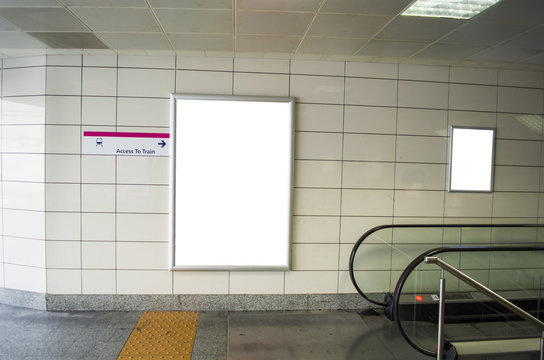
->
[[0, 0, 542, 69]]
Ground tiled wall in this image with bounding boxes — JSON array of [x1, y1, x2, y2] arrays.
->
[[0, 55, 543, 298]]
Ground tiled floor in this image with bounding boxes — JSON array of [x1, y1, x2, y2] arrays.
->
[[0, 304, 428, 360]]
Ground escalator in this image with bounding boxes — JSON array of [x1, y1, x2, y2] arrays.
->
[[349, 224, 544, 358]]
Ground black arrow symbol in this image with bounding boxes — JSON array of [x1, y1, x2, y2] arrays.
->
[[158, 140, 166, 148]]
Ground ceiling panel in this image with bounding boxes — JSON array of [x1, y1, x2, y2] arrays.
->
[[440, 22, 531, 46], [29, 32, 108, 48], [320, 0, 413, 15], [0, 31, 48, 47], [99, 32, 171, 50], [0, 15, 16, 30], [475, 0, 544, 27], [376, 16, 465, 42], [155, 9, 232, 34], [62, 0, 147, 7], [308, 14, 391, 38], [0, 0, 60, 6], [297, 36, 365, 55], [236, 35, 300, 53], [357, 39, 427, 58], [149, 0, 232, 9], [169, 33, 232, 51], [414, 43, 487, 60], [237, 0, 321, 12], [469, 46, 540, 63], [71, 8, 160, 32], [502, 27, 544, 50], [0, 7, 87, 31], [237, 11, 314, 36]]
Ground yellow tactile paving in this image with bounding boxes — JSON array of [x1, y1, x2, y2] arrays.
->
[[117, 311, 200, 360]]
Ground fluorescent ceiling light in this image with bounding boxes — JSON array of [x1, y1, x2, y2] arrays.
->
[[402, 0, 500, 19]]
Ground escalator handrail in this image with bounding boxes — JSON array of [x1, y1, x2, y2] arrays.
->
[[393, 245, 544, 357], [349, 223, 544, 307]]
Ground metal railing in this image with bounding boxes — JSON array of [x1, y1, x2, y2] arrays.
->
[[425, 256, 544, 360]]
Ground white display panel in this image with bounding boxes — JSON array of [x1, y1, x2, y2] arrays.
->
[[448, 127, 495, 192], [170, 95, 294, 270]]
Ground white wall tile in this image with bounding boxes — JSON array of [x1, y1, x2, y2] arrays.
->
[[497, 87, 543, 114], [82, 242, 115, 269], [2, 96, 45, 124], [82, 97, 116, 125], [83, 55, 117, 67], [117, 242, 169, 270], [444, 192, 493, 218], [340, 217, 392, 244], [46, 241, 80, 269], [3, 181, 44, 211], [82, 155, 115, 183], [292, 244, 339, 270], [495, 139, 541, 166], [117, 214, 169, 242], [46, 96, 80, 125], [494, 166, 540, 192], [45, 183, 80, 211], [393, 190, 444, 217], [45, 125, 80, 154], [397, 108, 447, 136], [398, 81, 448, 109], [293, 188, 341, 216], [4, 264, 46, 293], [399, 64, 448, 82], [47, 55, 81, 66], [4, 237, 45, 267], [284, 271, 337, 294], [229, 272, 284, 294], [119, 55, 175, 69], [497, 113, 542, 140], [295, 104, 343, 132], [290, 60, 344, 76], [3, 67, 46, 96], [117, 98, 170, 127], [82, 67, 117, 96], [47, 269, 81, 294], [343, 134, 396, 162], [117, 270, 172, 294], [493, 192, 539, 218], [46, 212, 80, 241], [294, 160, 341, 188], [234, 58, 289, 73], [338, 271, 357, 293], [341, 189, 393, 216], [176, 70, 232, 95], [2, 125, 44, 153], [46, 154, 79, 183], [82, 184, 116, 212], [3, 154, 44, 182], [46, 67, 81, 95], [498, 69, 544, 88], [396, 136, 447, 163], [346, 62, 397, 79], [290, 75, 344, 104], [118, 68, 175, 98], [344, 106, 396, 134], [178, 56, 233, 71], [82, 213, 115, 241], [292, 216, 340, 244], [342, 161, 395, 189], [233, 73, 289, 97], [395, 163, 446, 190], [3, 55, 46, 68], [173, 272, 229, 294], [450, 67, 497, 85], [449, 84, 497, 112], [117, 185, 169, 213], [295, 132, 342, 160], [4, 209, 45, 240], [82, 270, 116, 294], [448, 110, 496, 128], [345, 78, 397, 106], [117, 156, 169, 185]]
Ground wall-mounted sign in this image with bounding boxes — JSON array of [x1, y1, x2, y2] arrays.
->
[[83, 131, 169, 156]]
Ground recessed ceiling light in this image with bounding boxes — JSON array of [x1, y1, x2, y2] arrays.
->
[[402, 0, 501, 19]]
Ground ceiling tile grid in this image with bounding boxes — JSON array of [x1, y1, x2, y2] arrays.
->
[[0, 0, 540, 68]]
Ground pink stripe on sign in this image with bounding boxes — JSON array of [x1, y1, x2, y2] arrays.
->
[[84, 131, 170, 139]]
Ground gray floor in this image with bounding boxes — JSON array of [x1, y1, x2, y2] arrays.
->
[[0, 304, 428, 360]]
